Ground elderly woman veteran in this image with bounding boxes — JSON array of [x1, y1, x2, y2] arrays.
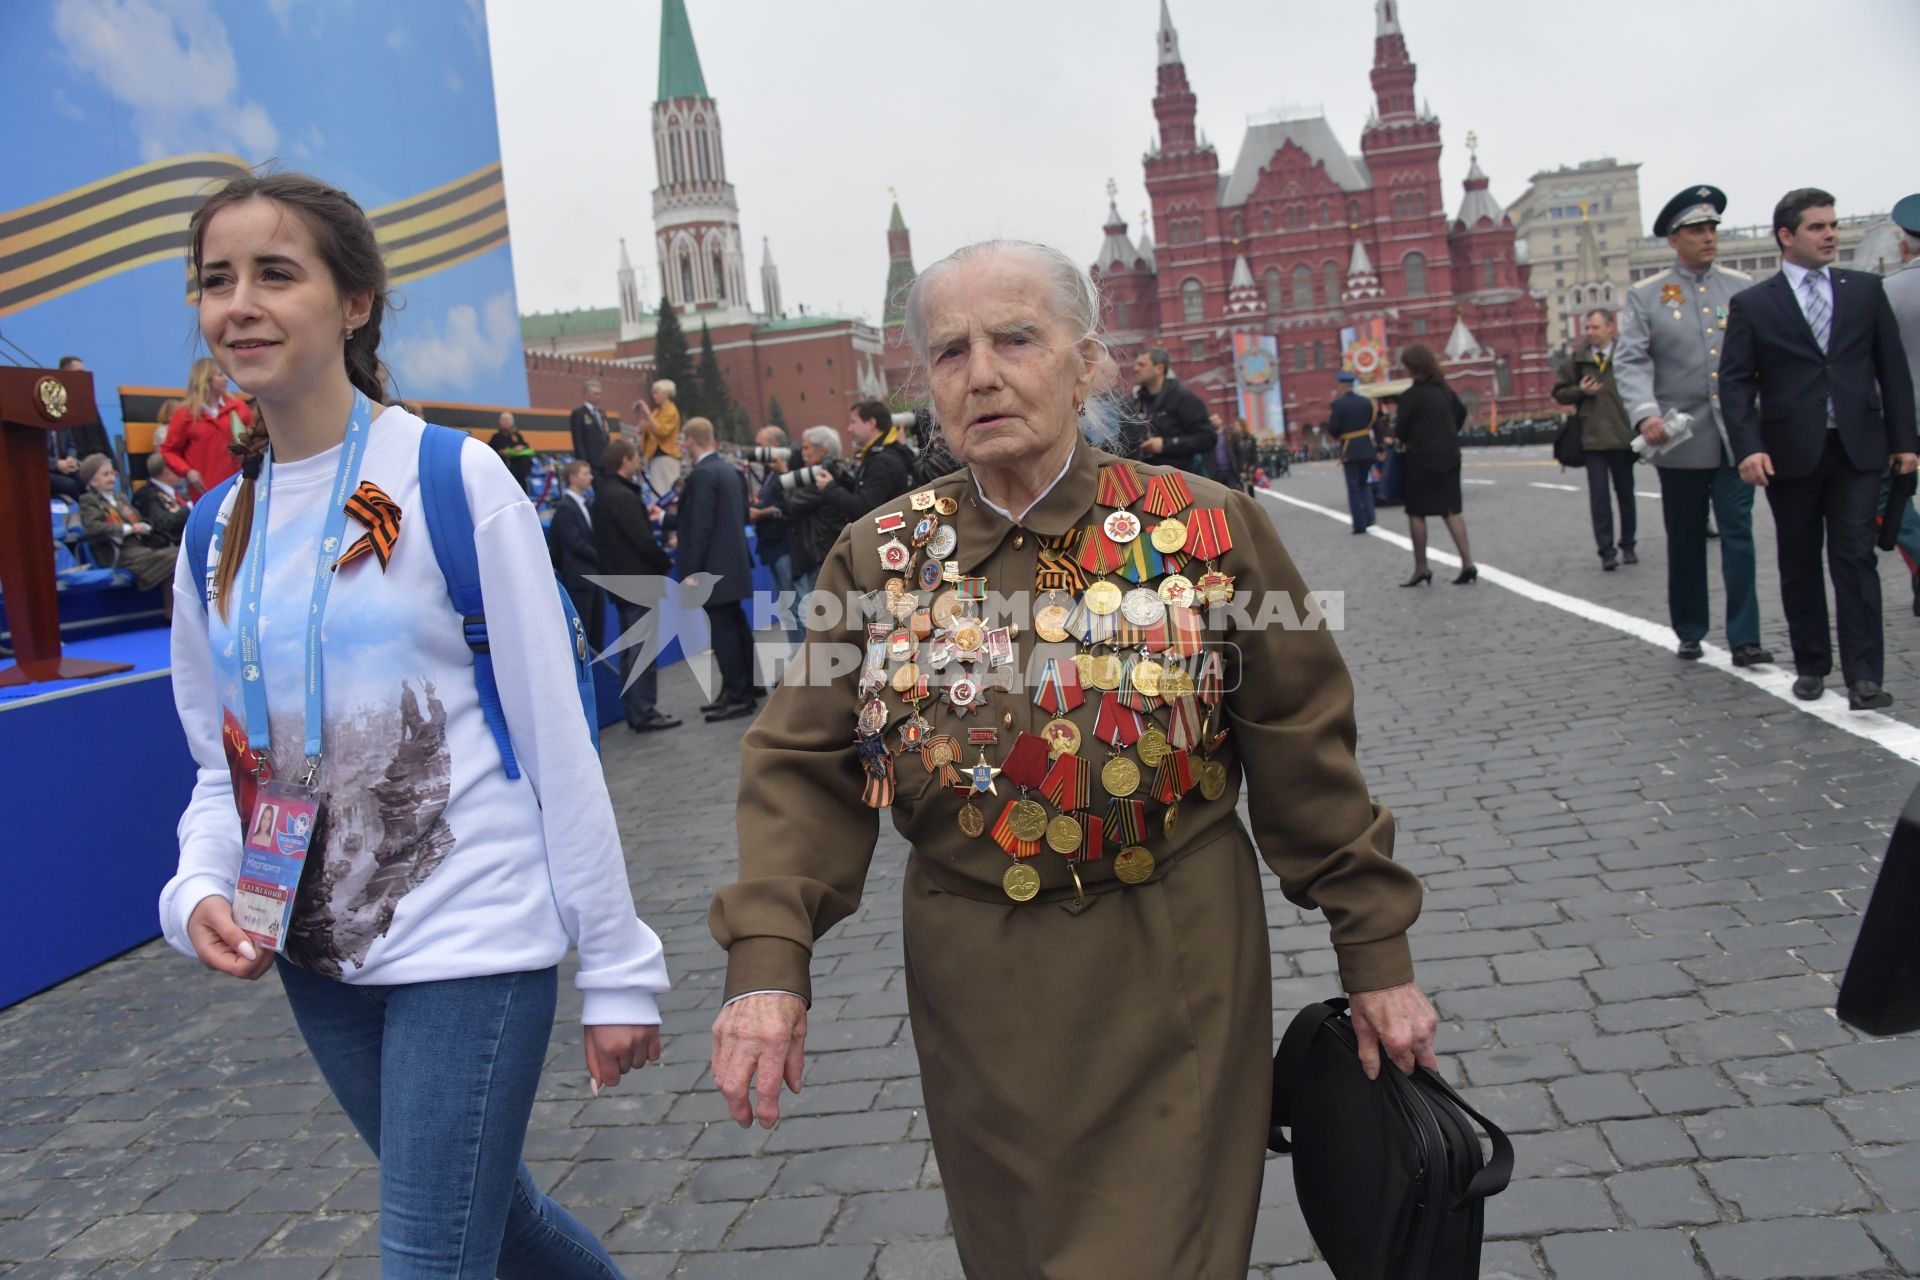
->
[[708, 240, 1437, 1277]]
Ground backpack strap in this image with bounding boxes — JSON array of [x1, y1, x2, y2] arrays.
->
[[417, 425, 523, 780], [185, 473, 243, 611]]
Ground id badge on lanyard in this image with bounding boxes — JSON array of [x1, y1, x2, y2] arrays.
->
[[232, 392, 375, 952]]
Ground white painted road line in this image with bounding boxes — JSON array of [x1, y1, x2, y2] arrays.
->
[[1463, 478, 1496, 486], [1259, 486, 1920, 767], [1529, 482, 1582, 492]]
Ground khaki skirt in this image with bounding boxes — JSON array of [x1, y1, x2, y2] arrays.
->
[[902, 820, 1274, 1278]]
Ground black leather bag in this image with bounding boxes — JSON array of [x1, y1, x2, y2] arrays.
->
[[1837, 778, 1920, 1035], [1269, 999, 1512, 1280], [1877, 468, 1917, 552], [1552, 415, 1586, 469]]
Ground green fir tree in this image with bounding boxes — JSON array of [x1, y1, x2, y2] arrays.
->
[[651, 295, 694, 408], [694, 323, 744, 441], [767, 396, 787, 429]]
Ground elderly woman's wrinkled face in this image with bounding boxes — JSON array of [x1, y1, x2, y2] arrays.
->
[[925, 255, 1092, 470]]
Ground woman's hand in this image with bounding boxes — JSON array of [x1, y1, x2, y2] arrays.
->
[[584, 1024, 662, 1093], [186, 895, 275, 980], [1347, 981, 1440, 1080], [711, 993, 807, 1129]]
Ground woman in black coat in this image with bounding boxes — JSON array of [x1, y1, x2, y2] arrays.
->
[[1391, 343, 1477, 585]]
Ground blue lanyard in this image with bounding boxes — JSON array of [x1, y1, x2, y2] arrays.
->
[[235, 392, 376, 782]]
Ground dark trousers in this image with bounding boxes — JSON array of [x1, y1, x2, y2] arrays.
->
[[50, 470, 84, 500], [1584, 449, 1637, 557], [1766, 432, 1884, 684], [705, 600, 755, 704], [614, 600, 659, 724], [1342, 458, 1376, 532], [1656, 463, 1760, 647]]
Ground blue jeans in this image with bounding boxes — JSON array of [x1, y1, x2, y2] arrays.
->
[[277, 960, 622, 1280], [1342, 458, 1376, 532], [763, 548, 799, 641]]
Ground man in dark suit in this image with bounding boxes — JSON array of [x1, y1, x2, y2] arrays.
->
[[569, 378, 612, 480], [1328, 372, 1379, 534], [595, 439, 681, 732], [676, 417, 758, 722], [548, 459, 604, 649], [1723, 188, 1920, 710], [132, 455, 193, 544]]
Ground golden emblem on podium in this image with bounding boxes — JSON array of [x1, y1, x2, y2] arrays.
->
[[35, 377, 68, 421]]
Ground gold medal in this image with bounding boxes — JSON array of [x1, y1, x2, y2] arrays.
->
[[931, 589, 964, 629], [1010, 798, 1049, 841], [936, 496, 960, 516], [1162, 801, 1180, 839], [1102, 754, 1140, 797], [1034, 604, 1071, 643], [1158, 574, 1196, 609], [1043, 718, 1082, 758], [1046, 813, 1083, 855], [1003, 861, 1042, 902], [885, 576, 909, 597], [1083, 580, 1123, 615], [1071, 652, 1095, 687], [1087, 652, 1122, 691], [1130, 659, 1165, 698], [911, 491, 937, 511], [1199, 759, 1228, 801], [1159, 666, 1196, 699], [953, 621, 986, 655], [888, 591, 919, 621], [958, 801, 986, 838], [1137, 725, 1170, 767], [1151, 518, 1189, 554], [1113, 845, 1156, 884], [891, 662, 921, 694]]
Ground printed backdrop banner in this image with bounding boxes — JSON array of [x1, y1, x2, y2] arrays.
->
[[1232, 333, 1284, 439], [1340, 318, 1388, 383], [0, 0, 529, 444]]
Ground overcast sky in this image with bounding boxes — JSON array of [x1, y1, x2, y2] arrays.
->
[[488, 0, 1920, 323]]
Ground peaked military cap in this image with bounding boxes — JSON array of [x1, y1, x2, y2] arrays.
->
[[1653, 185, 1727, 238], [1893, 193, 1920, 236]]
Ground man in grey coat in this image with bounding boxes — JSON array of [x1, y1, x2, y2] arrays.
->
[[1615, 184, 1773, 666]]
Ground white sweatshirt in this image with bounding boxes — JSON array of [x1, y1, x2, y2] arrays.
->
[[159, 407, 668, 1025]]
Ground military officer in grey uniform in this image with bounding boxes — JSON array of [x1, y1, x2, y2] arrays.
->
[[1880, 193, 1920, 615], [1615, 184, 1773, 665]]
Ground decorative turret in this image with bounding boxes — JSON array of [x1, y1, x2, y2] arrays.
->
[[649, 0, 754, 328], [882, 192, 916, 329], [1453, 137, 1503, 229], [617, 237, 643, 329], [1369, 0, 1417, 123], [1443, 314, 1485, 361], [1225, 253, 1264, 318], [760, 237, 783, 320], [1096, 180, 1142, 273], [1573, 206, 1603, 284], [1151, 0, 1201, 155]]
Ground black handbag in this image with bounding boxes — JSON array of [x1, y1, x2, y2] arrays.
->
[[1269, 999, 1512, 1280], [1551, 415, 1586, 469], [1837, 779, 1920, 1034], [1877, 468, 1917, 552]]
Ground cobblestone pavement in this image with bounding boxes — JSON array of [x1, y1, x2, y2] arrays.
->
[[3, 448, 1919, 1279]]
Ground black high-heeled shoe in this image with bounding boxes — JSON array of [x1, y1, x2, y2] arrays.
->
[[1453, 566, 1478, 585], [1400, 569, 1433, 588]]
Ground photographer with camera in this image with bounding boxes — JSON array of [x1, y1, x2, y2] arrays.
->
[[745, 426, 800, 640], [771, 426, 860, 598], [846, 399, 917, 510]]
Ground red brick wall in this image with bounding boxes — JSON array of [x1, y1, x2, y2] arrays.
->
[[525, 352, 652, 420]]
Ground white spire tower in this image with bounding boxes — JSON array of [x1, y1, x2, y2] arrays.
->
[[760, 237, 783, 320]]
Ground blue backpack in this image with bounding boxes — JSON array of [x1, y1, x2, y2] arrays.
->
[[185, 424, 599, 780]]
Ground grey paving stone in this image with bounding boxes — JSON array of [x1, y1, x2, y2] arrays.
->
[[1722, 1053, 1842, 1105], [684, 1157, 780, 1204], [1633, 1066, 1742, 1115], [1478, 1239, 1548, 1280], [1850, 1143, 1920, 1212], [604, 1201, 743, 1253], [50, 1214, 197, 1261], [1693, 1217, 1889, 1279], [1606, 1166, 1721, 1228], [1509, 1128, 1617, 1179], [829, 1190, 949, 1244], [1247, 1204, 1315, 1266], [875, 1238, 966, 1279], [1493, 1012, 1599, 1047], [673, 1246, 880, 1280], [774, 1144, 928, 1197], [1683, 1105, 1849, 1158], [1566, 1031, 1675, 1074], [141, 1170, 273, 1214], [1863, 1212, 1920, 1275], [1550, 1073, 1653, 1123], [1698, 1153, 1873, 1219], [1822, 1037, 1920, 1093], [1484, 1178, 1618, 1238], [1588, 962, 1699, 1003], [1825, 1091, 1920, 1144], [1462, 1045, 1578, 1086], [255, 1214, 373, 1259], [727, 1195, 838, 1249], [1541, 1229, 1707, 1280], [155, 1213, 288, 1261]]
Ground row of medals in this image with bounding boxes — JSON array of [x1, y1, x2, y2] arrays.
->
[[852, 470, 1233, 904]]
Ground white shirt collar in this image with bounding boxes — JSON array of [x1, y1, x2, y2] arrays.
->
[[970, 449, 1075, 523], [1782, 259, 1830, 291], [567, 489, 592, 515]]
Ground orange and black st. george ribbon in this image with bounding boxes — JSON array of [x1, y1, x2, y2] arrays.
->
[[335, 482, 401, 571]]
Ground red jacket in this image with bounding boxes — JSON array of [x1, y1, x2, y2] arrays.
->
[[161, 397, 251, 494]]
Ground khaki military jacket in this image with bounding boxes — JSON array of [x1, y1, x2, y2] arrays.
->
[[709, 436, 1421, 1000]]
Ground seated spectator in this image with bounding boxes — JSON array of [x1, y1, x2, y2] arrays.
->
[[133, 456, 194, 544], [48, 431, 84, 499], [56, 355, 114, 460], [161, 357, 251, 497], [76, 455, 178, 617], [489, 410, 536, 493]]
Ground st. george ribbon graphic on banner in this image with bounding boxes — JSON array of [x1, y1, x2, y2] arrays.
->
[[1232, 333, 1284, 439], [0, 0, 530, 1008]]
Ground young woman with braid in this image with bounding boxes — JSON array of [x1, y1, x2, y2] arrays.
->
[[158, 172, 666, 1278]]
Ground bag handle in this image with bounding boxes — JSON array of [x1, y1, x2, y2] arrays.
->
[[1269, 997, 1348, 1152], [1415, 1066, 1514, 1206]]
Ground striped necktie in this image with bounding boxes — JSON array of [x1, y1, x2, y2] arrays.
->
[[1799, 270, 1832, 351]]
